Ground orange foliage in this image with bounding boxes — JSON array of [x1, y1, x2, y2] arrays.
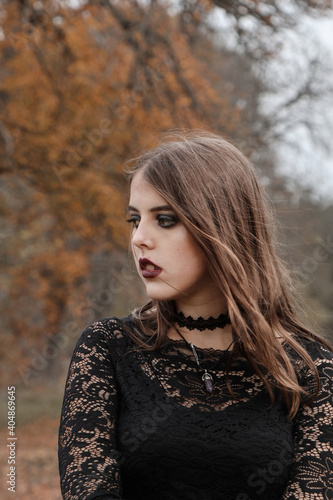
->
[[0, 0, 263, 380]]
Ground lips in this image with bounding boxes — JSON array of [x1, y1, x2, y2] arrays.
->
[[139, 258, 162, 278]]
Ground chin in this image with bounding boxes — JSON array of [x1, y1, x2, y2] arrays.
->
[[144, 283, 179, 302]]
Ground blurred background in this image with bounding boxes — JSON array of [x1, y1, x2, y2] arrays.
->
[[0, 0, 332, 498]]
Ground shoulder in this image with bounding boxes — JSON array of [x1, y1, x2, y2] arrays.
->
[[287, 336, 333, 401], [284, 335, 333, 382], [303, 339, 333, 388], [286, 335, 333, 364], [306, 339, 333, 387], [296, 336, 333, 366], [73, 315, 144, 359]]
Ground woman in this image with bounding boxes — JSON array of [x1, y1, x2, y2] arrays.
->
[[58, 131, 333, 500]]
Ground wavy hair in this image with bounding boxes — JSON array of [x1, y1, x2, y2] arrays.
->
[[125, 130, 332, 419]]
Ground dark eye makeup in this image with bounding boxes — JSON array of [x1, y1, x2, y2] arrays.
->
[[125, 214, 178, 229], [156, 215, 178, 227], [125, 215, 140, 228]]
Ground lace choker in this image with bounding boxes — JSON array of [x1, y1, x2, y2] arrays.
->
[[174, 310, 231, 331]]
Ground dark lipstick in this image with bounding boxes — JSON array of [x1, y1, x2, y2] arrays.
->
[[139, 258, 162, 278]]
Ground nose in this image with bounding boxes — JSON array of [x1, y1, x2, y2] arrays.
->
[[131, 220, 154, 250]]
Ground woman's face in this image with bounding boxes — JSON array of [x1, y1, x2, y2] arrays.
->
[[128, 171, 221, 306]]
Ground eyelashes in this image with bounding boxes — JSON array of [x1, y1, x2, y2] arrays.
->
[[126, 214, 179, 229], [156, 214, 179, 228], [125, 215, 140, 228]]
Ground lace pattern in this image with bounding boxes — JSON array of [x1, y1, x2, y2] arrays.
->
[[58, 317, 333, 500]]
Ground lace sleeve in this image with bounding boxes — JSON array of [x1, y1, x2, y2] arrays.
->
[[282, 344, 333, 499], [58, 322, 124, 500]]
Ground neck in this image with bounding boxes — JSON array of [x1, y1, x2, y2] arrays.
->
[[175, 297, 228, 320]]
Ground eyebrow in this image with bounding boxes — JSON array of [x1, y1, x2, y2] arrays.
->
[[127, 205, 173, 213]]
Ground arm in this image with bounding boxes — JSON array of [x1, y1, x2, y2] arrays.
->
[[282, 344, 333, 499], [58, 322, 124, 500]]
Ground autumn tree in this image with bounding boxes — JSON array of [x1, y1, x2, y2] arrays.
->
[[0, 0, 255, 383], [0, 0, 332, 384]]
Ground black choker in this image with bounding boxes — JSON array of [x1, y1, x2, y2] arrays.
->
[[174, 310, 231, 331]]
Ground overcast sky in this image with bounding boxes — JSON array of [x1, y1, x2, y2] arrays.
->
[[283, 13, 333, 202], [210, 7, 333, 202]]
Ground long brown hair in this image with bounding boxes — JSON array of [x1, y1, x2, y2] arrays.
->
[[125, 130, 332, 419]]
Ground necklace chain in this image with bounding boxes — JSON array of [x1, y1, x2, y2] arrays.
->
[[174, 326, 234, 394]]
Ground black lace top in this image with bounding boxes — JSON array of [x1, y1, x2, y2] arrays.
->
[[58, 317, 333, 500]]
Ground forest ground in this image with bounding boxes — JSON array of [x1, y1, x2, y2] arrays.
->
[[0, 382, 64, 500]]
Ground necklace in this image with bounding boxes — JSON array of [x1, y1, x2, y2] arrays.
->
[[174, 326, 234, 394], [174, 309, 231, 331]]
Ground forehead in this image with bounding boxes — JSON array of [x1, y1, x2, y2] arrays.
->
[[129, 171, 168, 208]]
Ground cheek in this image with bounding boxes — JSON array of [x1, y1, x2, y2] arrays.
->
[[189, 254, 208, 278], [172, 240, 206, 276]]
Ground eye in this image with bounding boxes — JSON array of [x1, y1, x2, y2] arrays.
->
[[157, 215, 178, 228], [125, 215, 140, 228]]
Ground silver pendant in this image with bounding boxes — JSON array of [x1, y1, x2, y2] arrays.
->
[[202, 370, 213, 393]]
